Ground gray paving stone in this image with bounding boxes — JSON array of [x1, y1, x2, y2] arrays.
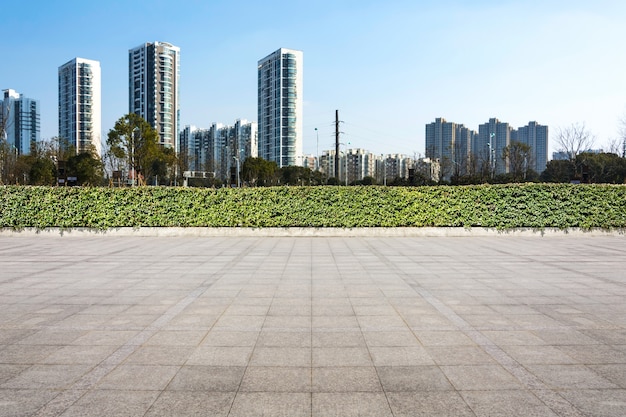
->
[[377, 365, 454, 391], [525, 364, 618, 389], [58, 389, 160, 417], [166, 366, 245, 392], [96, 364, 180, 390], [228, 392, 311, 417], [387, 391, 475, 417], [559, 389, 626, 417], [312, 347, 373, 367], [2, 235, 626, 417], [312, 367, 382, 392], [461, 390, 559, 417], [312, 392, 393, 416], [144, 391, 234, 417], [240, 367, 311, 392], [440, 364, 524, 390]]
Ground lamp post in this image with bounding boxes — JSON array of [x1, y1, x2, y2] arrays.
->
[[131, 127, 139, 187], [315, 127, 319, 171], [488, 132, 495, 179], [233, 156, 240, 187]]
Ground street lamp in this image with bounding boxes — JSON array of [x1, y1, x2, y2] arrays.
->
[[233, 156, 240, 187], [131, 127, 139, 187], [488, 132, 496, 179], [315, 127, 319, 171]]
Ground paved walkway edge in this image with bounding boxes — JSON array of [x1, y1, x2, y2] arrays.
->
[[1, 227, 625, 237]]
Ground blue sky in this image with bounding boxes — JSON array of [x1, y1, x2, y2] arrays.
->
[[3, 0, 625, 157]]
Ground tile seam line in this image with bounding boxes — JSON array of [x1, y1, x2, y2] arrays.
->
[[362, 238, 586, 417]]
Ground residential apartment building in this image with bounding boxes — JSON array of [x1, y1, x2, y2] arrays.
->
[[425, 117, 475, 179], [476, 118, 511, 176], [511, 121, 548, 173], [58, 58, 101, 155], [129, 42, 180, 150], [180, 120, 257, 182], [257, 48, 303, 167], [1, 89, 40, 155]]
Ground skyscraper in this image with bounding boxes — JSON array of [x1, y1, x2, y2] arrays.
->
[[1, 89, 40, 155], [129, 42, 180, 150], [257, 48, 303, 167], [476, 118, 511, 175], [425, 117, 474, 178], [58, 58, 101, 155], [512, 121, 548, 173]]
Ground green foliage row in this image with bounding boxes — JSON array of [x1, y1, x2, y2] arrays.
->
[[1, 184, 625, 230]]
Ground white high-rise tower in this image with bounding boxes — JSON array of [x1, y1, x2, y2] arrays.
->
[[257, 48, 303, 167], [58, 58, 101, 155], [129, 42, 180, 150]]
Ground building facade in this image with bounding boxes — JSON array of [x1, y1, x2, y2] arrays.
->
[[512, 121, 548, 173], [129, 42, 180, 150], [180, 120, 257, 182], [1, 89, 40, 155], [58, 58, 101, 155], [425, 118, 474, 179], [257, 48, 303, 167], [476, 118, 511, 176]]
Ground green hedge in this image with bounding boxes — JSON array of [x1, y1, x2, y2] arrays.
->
[[1, 184, 625, 230]]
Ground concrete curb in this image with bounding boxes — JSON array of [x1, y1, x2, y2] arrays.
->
[[1, 227, 624, 237]]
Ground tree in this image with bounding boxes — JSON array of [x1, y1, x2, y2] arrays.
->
[[280, 166, 311, 185], [576, 152, 626, 184], [107, 113, 160, 185], [242, 157, 277, 186], [66, 151, 104, 186], [554, 123, 595, 162], [502, 141, 533, 182]]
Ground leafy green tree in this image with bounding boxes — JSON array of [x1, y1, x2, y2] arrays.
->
[[280, 166, 311, 185], [28, 156, 56, 185], [107, 113, 160, 184], [242, 157, 278, 186], [66, 152, 104, 186], [576, 152, 626, 183], [540, 160, 576, 183]]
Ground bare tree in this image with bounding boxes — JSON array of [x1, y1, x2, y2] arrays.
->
[[554, 123, 596, 161], [619, 113, 626, 158], [604, 137, 623, 156]]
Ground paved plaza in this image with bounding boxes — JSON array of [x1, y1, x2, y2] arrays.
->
[[0, 234, 625, 416]]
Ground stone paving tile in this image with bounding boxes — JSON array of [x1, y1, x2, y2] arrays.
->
[[200, 330, 260, 347], [525, 364, 618, 389], [124, 345, 195, 365], [559, 389, 626, 417], [2, 235, 626, 417], [312, 392, 393, 417], [186, 346, 254, 366], [312, 367, 381, 392], [240, 367, 311, 392], [228, 392, 311, 417], [441, 364, 524, 390], [377, 365, 454, 391], [250, 347, 312, 367], [96, 364, 180, 390], [166, 366, 245, 392], [0, 389, 59, 417], [58, 390, 160, 417], [312, 347, 373, 367], [387, 391, 476, 417], [461, 390, 559, 417], [1, 364, 92, 390], [144, 391, 235, 417], [369, 346, 435, 366]]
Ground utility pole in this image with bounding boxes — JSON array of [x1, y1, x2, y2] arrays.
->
[[335, 110, 340, 180]]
